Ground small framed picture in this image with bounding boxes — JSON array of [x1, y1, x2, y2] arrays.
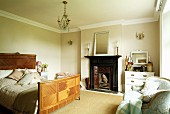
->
[[136, 58, 147, 63]]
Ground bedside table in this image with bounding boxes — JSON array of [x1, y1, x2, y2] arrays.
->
[[40, 71, 48, 80]]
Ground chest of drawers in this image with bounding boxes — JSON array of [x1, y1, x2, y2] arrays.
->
[[125, 71, 154, 92]]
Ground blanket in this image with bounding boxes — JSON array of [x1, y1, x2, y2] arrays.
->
[[13, 86, 38, 114], [116, 99, 142, 114]]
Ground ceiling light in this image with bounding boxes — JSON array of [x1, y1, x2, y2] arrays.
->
[[58, 1, 71, 31]]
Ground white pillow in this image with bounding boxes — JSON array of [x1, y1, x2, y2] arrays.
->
[[17, 73, 34, 85], [0, 70, 13, 79], [140, 81, 160, 103], [140, 81, 160, 94]]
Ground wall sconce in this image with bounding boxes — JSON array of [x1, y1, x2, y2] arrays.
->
[[87, 43, 90, 56], [68, 40, 73, 45], [136, 32, 144, 40]]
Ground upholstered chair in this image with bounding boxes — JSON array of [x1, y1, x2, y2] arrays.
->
[[123, 77, 170, 114]]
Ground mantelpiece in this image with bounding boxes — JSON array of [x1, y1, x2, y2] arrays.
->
[[85, 55, 121, 92]]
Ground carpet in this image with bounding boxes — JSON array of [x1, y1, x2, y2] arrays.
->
[[51, 90, 123, 114]]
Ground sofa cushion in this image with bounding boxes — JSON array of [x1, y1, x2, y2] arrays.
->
[[139, 80, 160, 103], [140, 81, 159, 94]]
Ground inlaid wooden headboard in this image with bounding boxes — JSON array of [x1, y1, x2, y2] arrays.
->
[[0, 53, 36, 70]]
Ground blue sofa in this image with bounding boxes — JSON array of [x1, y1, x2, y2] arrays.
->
[[123, 76, 170, 114]]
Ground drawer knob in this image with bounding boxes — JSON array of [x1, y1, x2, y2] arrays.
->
[[131, 80, 134, 83], [131, 74, 134, 76], [143, 75, 147, 77]]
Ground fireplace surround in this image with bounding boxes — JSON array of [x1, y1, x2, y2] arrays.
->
[[85, 55, 121, 92]]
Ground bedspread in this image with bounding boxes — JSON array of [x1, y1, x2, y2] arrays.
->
[[0, 84, 38, 110], [13, 86, 38, 114]]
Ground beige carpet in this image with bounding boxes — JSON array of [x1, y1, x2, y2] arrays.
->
[[51, 90, 123, 114]]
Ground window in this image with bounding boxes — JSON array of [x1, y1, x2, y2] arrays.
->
[[161, 0, 170, 79]]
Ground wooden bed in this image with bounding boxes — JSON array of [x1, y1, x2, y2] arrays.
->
[[0, 53, 80, 114]]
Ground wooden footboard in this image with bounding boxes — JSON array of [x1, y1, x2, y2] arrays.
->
[[38, 74, 80, 114]]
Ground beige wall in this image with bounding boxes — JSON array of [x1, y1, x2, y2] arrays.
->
[[0, 16, 61, 79], [80, 22, 159, 92], [0, 16, 160, 92], [122, 22, 160, 75], [61, 32, 81, 74]]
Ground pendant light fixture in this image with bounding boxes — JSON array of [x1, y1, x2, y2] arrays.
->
[[58, 1, 71, 31]]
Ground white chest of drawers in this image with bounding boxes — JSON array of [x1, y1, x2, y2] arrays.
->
[[125, 71, 154, 92]]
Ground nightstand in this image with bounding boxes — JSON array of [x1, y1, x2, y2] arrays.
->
[[40, 71, 48, 80]]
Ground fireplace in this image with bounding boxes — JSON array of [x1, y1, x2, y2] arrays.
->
[[85, 55, 121, 92]]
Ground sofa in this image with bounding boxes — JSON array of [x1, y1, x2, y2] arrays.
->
[[123, 76, 170, 114], [116, 77, 170, 114]]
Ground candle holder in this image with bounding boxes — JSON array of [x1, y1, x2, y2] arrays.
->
[[86, 48, 89, 56], [116, 46, 119, 55], [87, 43, 90, 56]]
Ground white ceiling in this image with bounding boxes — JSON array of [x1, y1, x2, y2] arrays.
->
[[0, 0, 158, 31]]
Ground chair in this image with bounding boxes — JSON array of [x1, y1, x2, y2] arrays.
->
[[123, 76, 170, 114]]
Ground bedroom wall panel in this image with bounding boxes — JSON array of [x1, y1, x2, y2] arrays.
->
[[0, 16, 61, 79]]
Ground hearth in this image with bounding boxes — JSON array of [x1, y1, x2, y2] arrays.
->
[[85, 55, 121, 92]]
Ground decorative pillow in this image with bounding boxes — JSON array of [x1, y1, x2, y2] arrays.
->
[[7, 70, 24, 81], [140, 81, 160, 103], [142, 90, 158, 103], [16, 68, 31, 74], [17, 73, 34, 85], [140, 81, 160, 94], [0, 70, 13, 79]]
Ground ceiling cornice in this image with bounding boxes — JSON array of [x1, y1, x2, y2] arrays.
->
[[79, 17, 158, 30], [122, 17, 158, 25], [61, 28, 81, 33], [1, 10, 158, 33], [0, 10, 61, 33]]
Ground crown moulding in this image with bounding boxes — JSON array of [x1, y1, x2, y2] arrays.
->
[[0, 10, 159, 33]]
